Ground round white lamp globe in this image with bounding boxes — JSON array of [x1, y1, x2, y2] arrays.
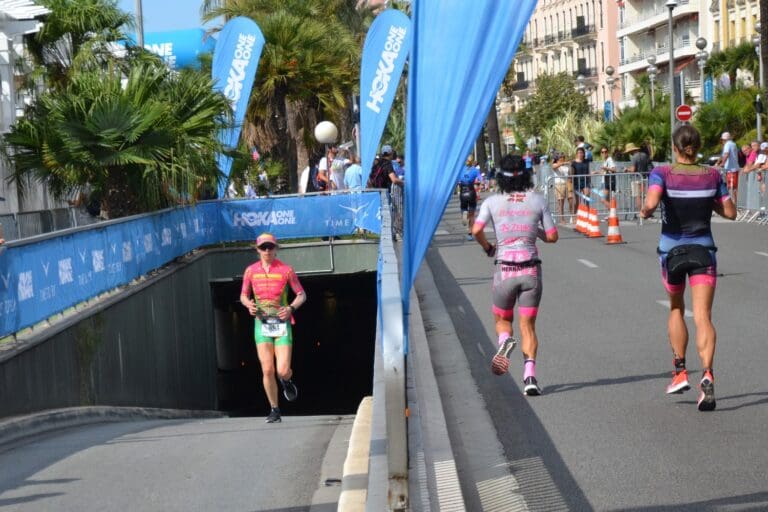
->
[[314, 121, 338, 144]]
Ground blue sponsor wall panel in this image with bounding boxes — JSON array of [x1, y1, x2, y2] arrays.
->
[[0, 193, 381, 337]]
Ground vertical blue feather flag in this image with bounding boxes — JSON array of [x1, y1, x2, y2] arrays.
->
[[360, 9, 412, 182], [211, 17, 265, 198], [402, 0, 537, 330]]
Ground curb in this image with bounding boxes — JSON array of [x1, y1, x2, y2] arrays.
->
[[409, 266, 467, 511], [338, 396, 373, 512], [0, 406, 223, 449]]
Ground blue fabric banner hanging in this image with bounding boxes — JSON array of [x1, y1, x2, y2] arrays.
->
[[360, 9, 412, 183], [402, 0, 537, 320], [211, 17, 265, 198]]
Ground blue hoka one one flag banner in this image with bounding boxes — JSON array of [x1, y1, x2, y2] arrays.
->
[[211, 17, 265, 197], [360, 9, 412, 183], [402, 0, 537, 331]]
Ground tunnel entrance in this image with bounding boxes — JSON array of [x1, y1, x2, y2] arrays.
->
[[211, 271, 377, 417]]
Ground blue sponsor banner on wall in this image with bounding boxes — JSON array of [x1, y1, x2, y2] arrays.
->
[[0, 193, 380, 337]]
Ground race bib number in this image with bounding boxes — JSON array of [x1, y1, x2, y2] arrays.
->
[[260, 317, 288, 338]]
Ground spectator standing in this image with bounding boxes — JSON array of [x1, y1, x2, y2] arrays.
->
[[716, 132, 741, 205], [551, 152, 574, 222], [571, 146, 591, 209], [344, 155, 364, 190], [598, 145, 616, 208], [317, 146, 336, 191], [640, 124, 736, 411], [625, 142, 651, 216], [367, 145, 403, 191], [330, 149, 347, 191]]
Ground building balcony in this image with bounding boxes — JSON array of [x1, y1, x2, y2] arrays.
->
[[572, 24, 596, 39], [573, 67, 598, 78], [511, 80, 531, 91], [617, 39, 699, 74], [617, 0, 696, 38]]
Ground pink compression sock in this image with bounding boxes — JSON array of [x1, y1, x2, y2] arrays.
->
[[524, 359, 536, 380], [498, 332, 511, 346]]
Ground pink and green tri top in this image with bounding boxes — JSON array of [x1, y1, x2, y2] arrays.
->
[[241, 259, 304, 318]]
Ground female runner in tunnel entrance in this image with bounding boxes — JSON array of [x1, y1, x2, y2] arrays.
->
[[472, 154, 559, 395], [472, 155, 558, 396], [240, 233, 307, 423]]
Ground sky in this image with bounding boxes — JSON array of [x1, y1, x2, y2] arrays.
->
[[117, 0, 211, 33]]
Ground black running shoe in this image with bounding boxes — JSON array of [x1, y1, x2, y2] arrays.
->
[[265, 408, 281, 423], [523, 376, 542, 396], [697, 372, 716, 412], [281, 379, 298, 402], [491, 337, 517, 375]]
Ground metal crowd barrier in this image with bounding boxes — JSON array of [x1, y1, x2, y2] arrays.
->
[[542, 171, 646, 224], [729, 167, 768, 224], [389, 183, 404, 238], [0, 207, 101, 242]]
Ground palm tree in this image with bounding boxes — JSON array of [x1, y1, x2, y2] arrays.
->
[[202, 0, 373, 190], [2, 62, 231, 218], [705, 42, 759, 90], [27, 0, 134, 89]]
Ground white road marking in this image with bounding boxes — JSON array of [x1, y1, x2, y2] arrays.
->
[[578, 259, 599, 268], [755, 251, 768, 258], [656, 300, 693, 318]]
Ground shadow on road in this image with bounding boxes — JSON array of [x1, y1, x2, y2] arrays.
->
[[426, 247, 594, 512]]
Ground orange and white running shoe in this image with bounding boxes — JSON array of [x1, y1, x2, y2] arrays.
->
[[697, 371, 716, 412], [666, 369, 691, 394], [491, 337, 516, 375]]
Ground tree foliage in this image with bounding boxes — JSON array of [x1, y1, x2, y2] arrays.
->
[[3, 62, 230, 217], [705, 42, 759, 90], [514, 72, 590, 138], [2, 0, 231, 218], [202, 0, 375, 189]]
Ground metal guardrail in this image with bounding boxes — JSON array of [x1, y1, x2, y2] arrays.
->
[[368, 189, 408, 511]]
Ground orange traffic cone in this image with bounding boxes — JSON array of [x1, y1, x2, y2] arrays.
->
[[576, 202, 588, 233], [605, 197, 626, 244], [587, 206, 602, 238]]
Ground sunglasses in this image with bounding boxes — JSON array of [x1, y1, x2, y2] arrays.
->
[[258, 244, 276, 251]]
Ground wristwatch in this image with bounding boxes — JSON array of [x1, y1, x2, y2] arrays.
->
[[287, 305, 295, 312]]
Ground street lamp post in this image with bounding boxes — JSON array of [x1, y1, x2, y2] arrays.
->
[[667, 0, 677, 154], [647, 55, 657, 109], [696, 37, 708, 104], [605, 66, 617, 121], [754, 23, 763, 92], [135, 0, 144, 48]]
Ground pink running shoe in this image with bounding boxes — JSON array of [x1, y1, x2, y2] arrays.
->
[[491, 337, 517, 375], [666, 369, 690, 394]]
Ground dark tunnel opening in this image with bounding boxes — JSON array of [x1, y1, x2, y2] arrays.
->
[[211, 272, 377, 417]]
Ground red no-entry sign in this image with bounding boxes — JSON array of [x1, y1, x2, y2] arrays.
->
[[675, 104, 693, 122]]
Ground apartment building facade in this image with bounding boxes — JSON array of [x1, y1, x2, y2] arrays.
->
[[511, 0, 621, 116], [510, 0, 760, 127]]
